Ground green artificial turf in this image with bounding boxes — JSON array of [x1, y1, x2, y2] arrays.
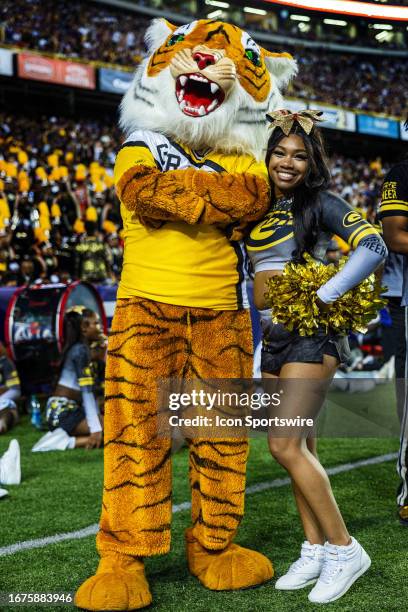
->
[[0, 382, 407, 611]]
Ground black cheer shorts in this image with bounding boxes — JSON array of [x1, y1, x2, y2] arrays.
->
[[259, 310, 351, 374]]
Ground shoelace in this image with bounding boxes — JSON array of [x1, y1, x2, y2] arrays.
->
[[289, 544, 321, 573], [319, 550, 348, 584]]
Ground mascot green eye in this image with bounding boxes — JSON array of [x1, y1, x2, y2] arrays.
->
[[245, 48, 261, 67], [167, 33, 185, 46]]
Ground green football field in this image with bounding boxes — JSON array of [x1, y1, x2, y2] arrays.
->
[[1, 381, 407, 612]]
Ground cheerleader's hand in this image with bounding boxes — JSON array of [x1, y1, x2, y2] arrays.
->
[[86, 431, 103, 449], [316, 295, 331, 313]]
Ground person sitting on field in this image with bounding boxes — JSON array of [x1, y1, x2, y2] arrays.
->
[[32, 306, 103, 452], [0, 341, 21, 435]]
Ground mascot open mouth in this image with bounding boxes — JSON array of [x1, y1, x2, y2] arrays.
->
[[175, 73, 225, 117]]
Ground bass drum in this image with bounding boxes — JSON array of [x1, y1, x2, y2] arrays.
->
[[3, 281, 107, 395]]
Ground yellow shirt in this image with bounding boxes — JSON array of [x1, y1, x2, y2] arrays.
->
[[114, 129, 268, 310]]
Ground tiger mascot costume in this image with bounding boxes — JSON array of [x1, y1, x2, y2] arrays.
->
[[76, 18, 296, 611]]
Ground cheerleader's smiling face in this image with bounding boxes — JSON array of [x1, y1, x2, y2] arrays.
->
[[268, 134, 309, 197]]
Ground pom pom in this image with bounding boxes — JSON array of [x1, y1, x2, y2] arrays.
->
[[265, 254, 386, 336]]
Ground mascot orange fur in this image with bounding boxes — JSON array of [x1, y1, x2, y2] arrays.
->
[[75, 18, 297, 611]]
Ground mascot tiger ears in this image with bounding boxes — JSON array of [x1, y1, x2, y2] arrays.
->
[[121, 18, 297, 158]]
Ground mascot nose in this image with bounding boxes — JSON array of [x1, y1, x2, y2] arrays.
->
[[192, 51, 217, 70]]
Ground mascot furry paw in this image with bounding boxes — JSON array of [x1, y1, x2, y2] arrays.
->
[[185, 528, 274, 590], [75, 17, 296, 611]]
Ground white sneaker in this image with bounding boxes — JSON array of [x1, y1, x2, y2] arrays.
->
[[0, 487, 9, 499], [32, 428, 75, 452], [308, 537, 371, 603], [0, 439, 21, 485], [275, 541, 324, 590]]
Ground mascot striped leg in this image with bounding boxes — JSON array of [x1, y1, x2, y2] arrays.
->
[[75, 299, 273, 610]]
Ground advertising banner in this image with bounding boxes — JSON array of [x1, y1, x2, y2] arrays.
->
[[0, 48, 14, 76], [357, 114, 399, 139], [17, 53, 95, 89], [99, 67, 133, 94], [310, 103, 356, 132]]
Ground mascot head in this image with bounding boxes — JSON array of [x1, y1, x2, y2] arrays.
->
[[121, 19, 297, 158]]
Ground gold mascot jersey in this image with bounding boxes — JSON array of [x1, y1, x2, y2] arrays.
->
[[114, 129, 268, 310]]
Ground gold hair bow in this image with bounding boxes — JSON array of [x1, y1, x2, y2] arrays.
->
[[266, 109, 324, 136], [66, 305, 87, 315]]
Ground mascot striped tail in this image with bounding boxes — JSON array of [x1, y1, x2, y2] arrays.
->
[[75, 18, 297, 611]]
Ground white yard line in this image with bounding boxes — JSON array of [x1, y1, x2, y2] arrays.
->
[[0, 452, 397, 557]]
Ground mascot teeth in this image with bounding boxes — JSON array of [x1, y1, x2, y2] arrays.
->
[[175, 73, 225, 117]]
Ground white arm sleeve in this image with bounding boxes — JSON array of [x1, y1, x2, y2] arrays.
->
[[82, 390, 102, 433], [317, 237, 387, 304]]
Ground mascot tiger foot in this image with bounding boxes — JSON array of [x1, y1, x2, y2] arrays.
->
[[185, 528, 274, 590], [74, 553, 152, 611]]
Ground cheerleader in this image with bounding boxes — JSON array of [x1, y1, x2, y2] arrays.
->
[[246, 110, 387, 603], [34, 307, 103, 452]]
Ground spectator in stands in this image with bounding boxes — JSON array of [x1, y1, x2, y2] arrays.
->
[[105, 232, 123, 279], [0, 341, 21, 434], [0, 111, 124, 284], [50, 228, 75, 283], [33, 306, 103, 451], [0, 111, 392, 288], [1, 0, 148, 65], [74, 220, 114, 284], [291, 52, 407, 117], [40, 241, 59, 283], [16, 256, 36, 285], [1, 1, 406, 116]]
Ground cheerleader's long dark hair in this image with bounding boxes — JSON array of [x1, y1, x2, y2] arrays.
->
[[265, 124, 331, 263]]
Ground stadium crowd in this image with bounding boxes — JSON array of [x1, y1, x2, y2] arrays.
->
[[291, 52, 407, 118], [1, 0, 148, 65], [0, 113, 123, 287], [0, 111, 390, 289], [0, 0, 406, 117]]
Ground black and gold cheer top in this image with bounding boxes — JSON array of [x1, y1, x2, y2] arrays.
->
[[246, 191, 377, 272], [246, 190, 387, 304]]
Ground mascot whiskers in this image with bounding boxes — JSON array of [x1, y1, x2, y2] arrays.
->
[[75, 18, 297, 611]]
